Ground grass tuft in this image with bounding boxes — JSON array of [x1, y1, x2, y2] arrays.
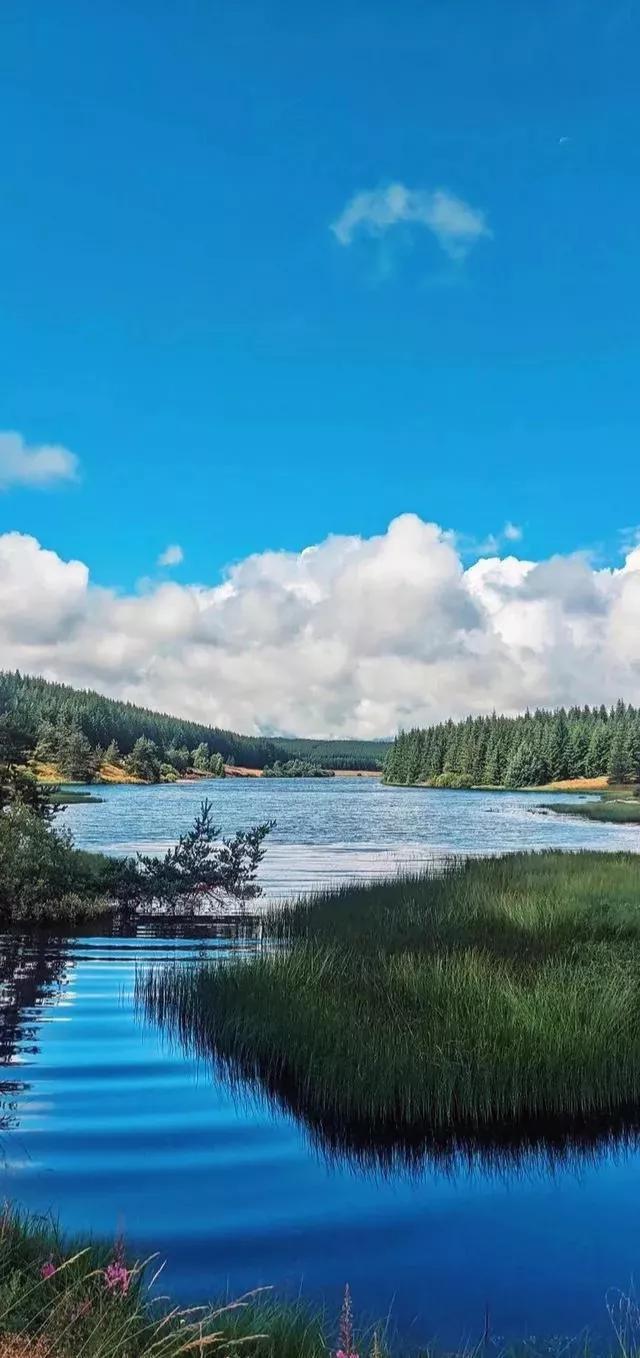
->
[[138, 852, 640, 1161]]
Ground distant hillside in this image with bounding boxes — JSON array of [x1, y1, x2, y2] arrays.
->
[[0, 672, 388, 774], [274, 737, 389, 771]]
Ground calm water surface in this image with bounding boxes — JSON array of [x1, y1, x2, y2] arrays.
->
[[1, 780, 639, 1348]]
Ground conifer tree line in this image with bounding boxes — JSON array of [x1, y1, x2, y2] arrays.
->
[[0, 672, 387, 781], [384, 702, 640, 788], [0, 672, 275, 781]]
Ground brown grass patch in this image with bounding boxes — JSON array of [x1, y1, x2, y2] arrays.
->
[[534, 775, 610, 792], [0, 1337, 50, 1358]]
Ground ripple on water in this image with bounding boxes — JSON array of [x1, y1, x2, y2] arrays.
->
[[1, 782, 639, 1346]]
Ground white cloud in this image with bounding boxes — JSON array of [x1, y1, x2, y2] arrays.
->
[[503, 521, 523, 542], [331, 183, 491, 260], [0, 431, 79, 490], [0, 516, 638, 737], [157, 544, 184, 567]]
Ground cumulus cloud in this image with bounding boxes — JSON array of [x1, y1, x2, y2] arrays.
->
[[0, 431, 79, 489], [157, 544, 184, 567], [331, 183, 491, 260], [0, 515, 639, 737]]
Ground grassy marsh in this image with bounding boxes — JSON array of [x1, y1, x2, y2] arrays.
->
[[545, 799, 640, 824], [139, 852, 640, 1148]]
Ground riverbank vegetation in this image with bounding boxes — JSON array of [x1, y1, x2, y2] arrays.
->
[[263, 759, 335, 778], [384, 701, 640, 788], [0, 1206, 330, 1358], [5, 1204, 640, 1358], [140, 851, 640, 1153], [0, 713, 272, 924], [545, 796, 640, 824]]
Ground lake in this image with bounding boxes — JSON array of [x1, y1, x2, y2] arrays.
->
[[1, 778, 639, 1349]]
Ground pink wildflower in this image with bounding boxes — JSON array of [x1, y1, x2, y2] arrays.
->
[[337, 1284, 359, 1358], [40, 1259, 55, 1280], [104, 1261, 131, 1295]]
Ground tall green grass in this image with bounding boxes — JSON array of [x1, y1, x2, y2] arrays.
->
[[545, 800, 640, 824], [138, 852, 640, 1155]]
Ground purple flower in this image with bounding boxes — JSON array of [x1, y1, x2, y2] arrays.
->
[[40, 1258, 56, 1280], [104, 1261, 131, 1295], [337, 1284, 358, 1358]]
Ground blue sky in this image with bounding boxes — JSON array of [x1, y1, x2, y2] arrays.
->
[[2, 0, 639, 592]]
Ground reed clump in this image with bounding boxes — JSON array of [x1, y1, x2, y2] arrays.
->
[[545, 799, 640, 824], [139, 851, 640, 1139]]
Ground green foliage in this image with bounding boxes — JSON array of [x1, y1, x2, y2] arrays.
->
[[0, 670, 280, 770], [123, 736, 161, 782], [125, 799, 274, 913], [0, 794, 274, 923], [273, 738, 389, 771], [165, 743, 189, 772], [384, 703, 640, 788], [56, 720, 97, 782], [0, 671, 384, 778], [263, 759, 334, 778], [546, 798, 640, 823], [0, 713, 58, 820], [140, 852, 640, 1148], [0, 1205, 326, 1358], [191, 743, 226, 776], [0, 805, 113, 923]]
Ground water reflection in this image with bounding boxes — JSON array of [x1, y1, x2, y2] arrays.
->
[[0, 932, 74, 1131], [137, 960, 640, 1183], [0, 921, 258, 1134], [3, 923, 640, 1343]]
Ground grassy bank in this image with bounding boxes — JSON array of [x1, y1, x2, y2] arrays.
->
[[47, 790, 104, 806], [139, 852, 640, 1150], [4, 1204, 640, 1358], [544, 798, 640, 824], [0, 1207, 328, 1358]]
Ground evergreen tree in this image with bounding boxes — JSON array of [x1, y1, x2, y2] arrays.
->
[[57, 724, 96, 782], [608, 729, 630, 784], [624, 719, 640, 785], [192, 742, 211, 772], [124, 736, 161, 783], [585, 723, 609, 778]]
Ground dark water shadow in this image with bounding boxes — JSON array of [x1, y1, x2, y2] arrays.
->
[[137, 976, 640, 1184]]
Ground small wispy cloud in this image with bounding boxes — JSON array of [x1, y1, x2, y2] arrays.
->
[[503, 521, 523, 542], [157, 543, 184, 567], [0, 431, 79, 490], [330, 183, 491, 261], [459, 521, 524, 558]]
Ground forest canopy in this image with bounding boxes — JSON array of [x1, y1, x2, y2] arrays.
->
[[0, 672, 388, 780], [384, 702, 640, 789]]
